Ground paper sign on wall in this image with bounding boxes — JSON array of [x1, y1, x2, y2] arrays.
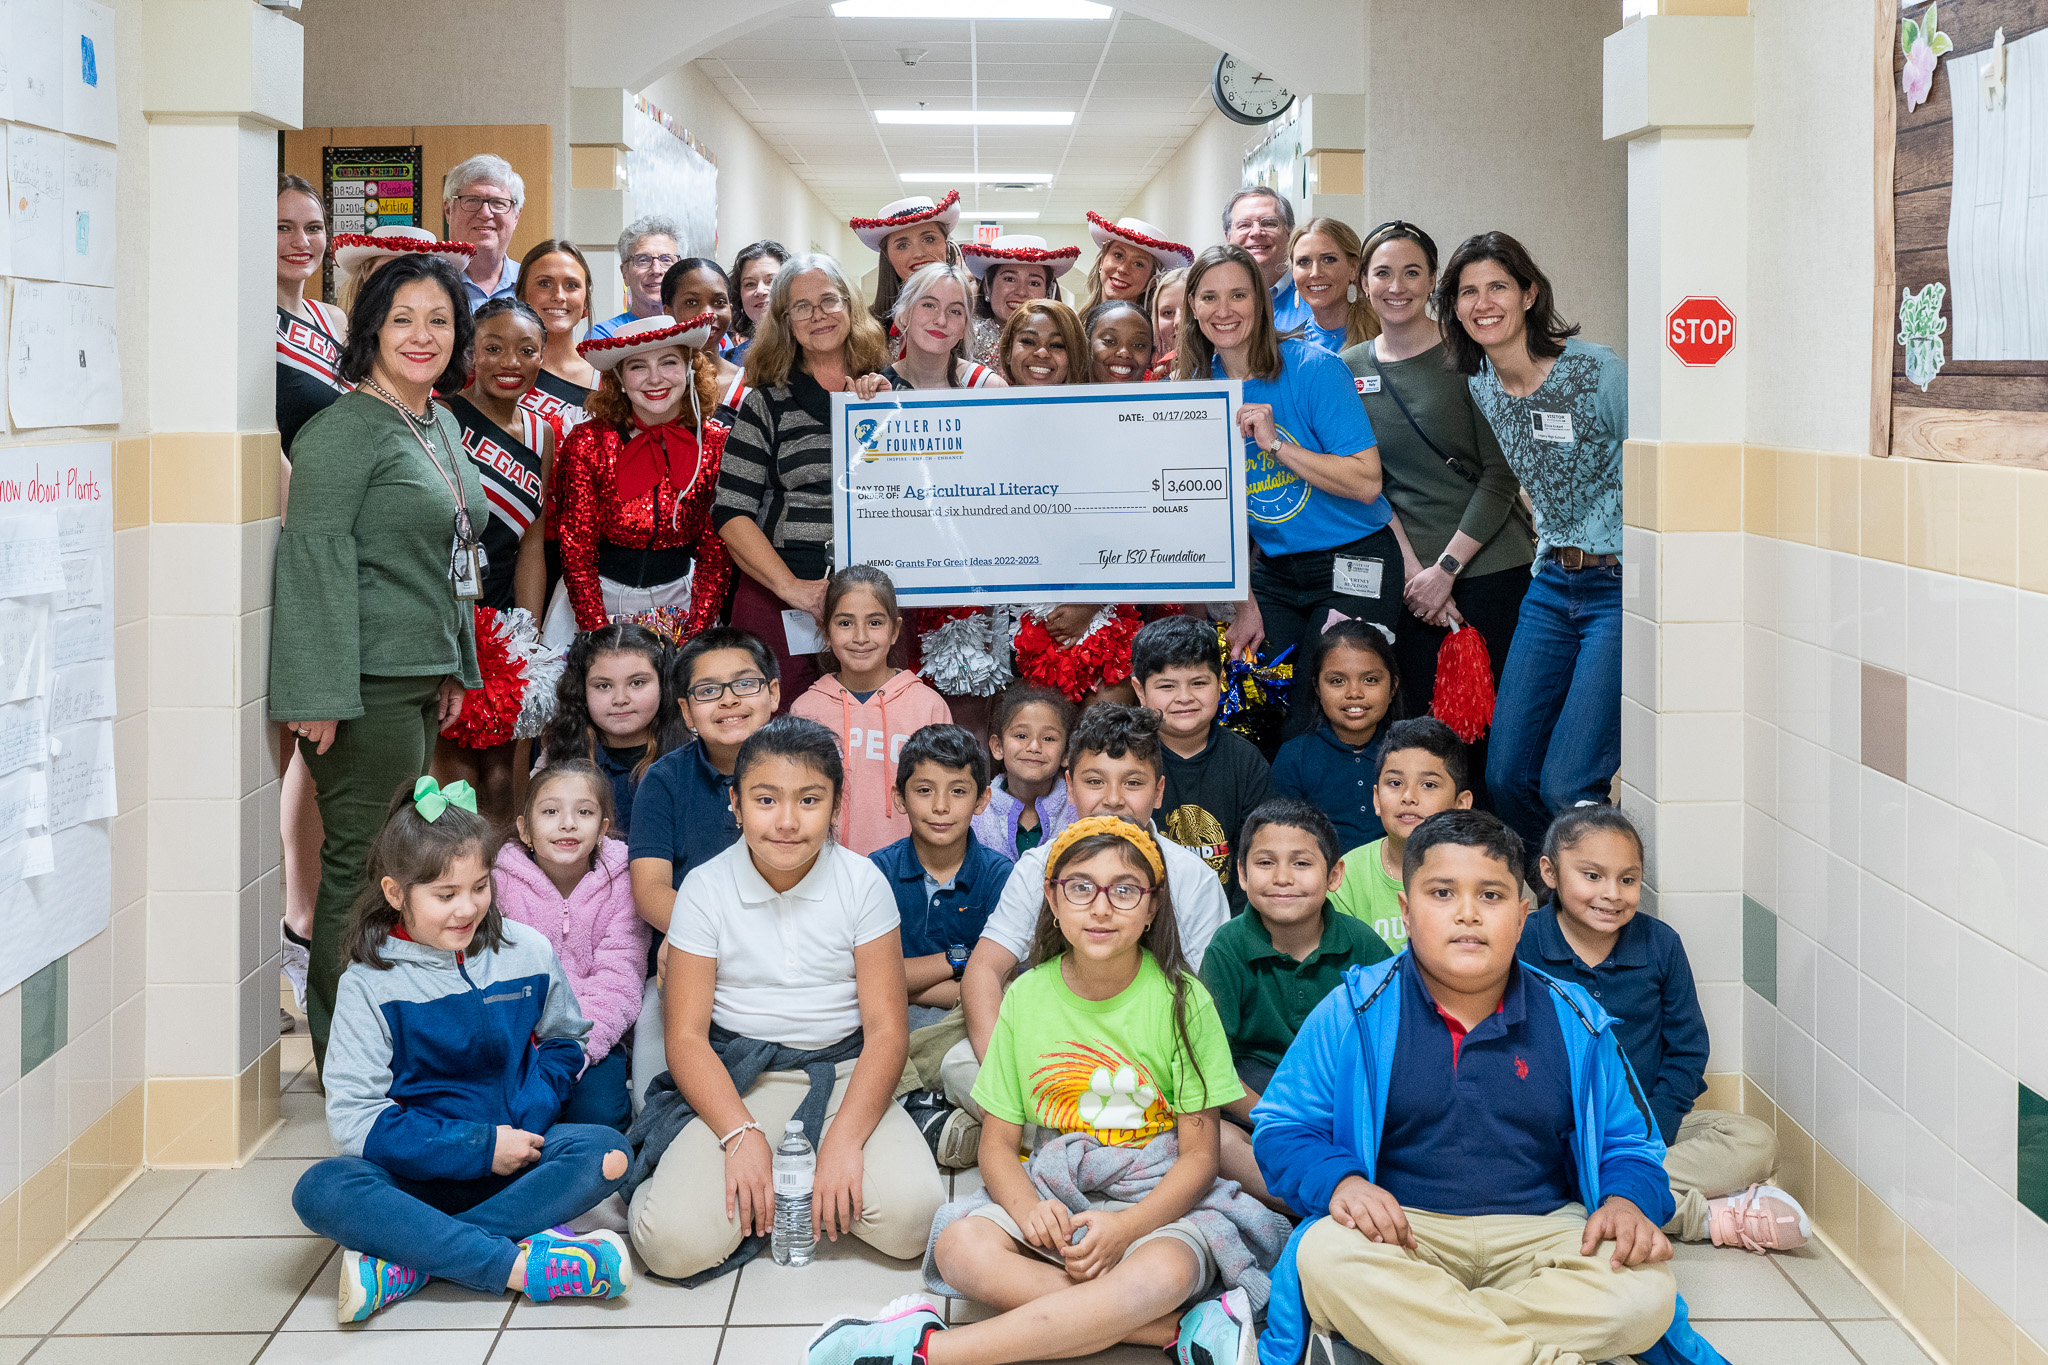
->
[[61, 0, 114, 145], [0, 0, 17, 122], [8, 123, 63, 281], [60, 136, 111, 286], [7, 281, 119, 427], [10, 0, 64, 133]]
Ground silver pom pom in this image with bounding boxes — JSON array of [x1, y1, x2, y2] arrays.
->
[[497, 607, 567, 740], [918, 607, 1017, 697]]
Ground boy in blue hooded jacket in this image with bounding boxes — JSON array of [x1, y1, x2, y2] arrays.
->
[[1175, 809, 1726, 1365]]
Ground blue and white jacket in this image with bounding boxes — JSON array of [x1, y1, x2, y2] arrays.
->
[[1249, 954, 1727, 1365], [324, 920, 591, 1183]]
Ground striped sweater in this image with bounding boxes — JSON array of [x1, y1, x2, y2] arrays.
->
[[712, 368, 842, 581]]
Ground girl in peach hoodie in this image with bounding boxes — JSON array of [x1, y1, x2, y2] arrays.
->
[[792, 566, 953, 854]]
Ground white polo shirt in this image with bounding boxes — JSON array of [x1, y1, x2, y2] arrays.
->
[[669, 839, 900, 1050], [977, 823, 1230, 971]]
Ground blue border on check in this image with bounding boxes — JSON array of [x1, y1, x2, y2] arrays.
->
[[836, 386, 1243, 600]]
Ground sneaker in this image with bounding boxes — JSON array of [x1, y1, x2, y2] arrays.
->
[[808, 1294, 945, 1365], [1176, 1285, 1256, 1365], [900, 1089, 954, 1161], [935, 1108, 981, 1170], [280, 1007, 296, 1035], [518, 1228, 633, 1301], [1705, 1184, 1811, 1253], [1307, 1330, 1379, 1365], [281, 919, 310, 1013], [336, 1247, 427, 1323]]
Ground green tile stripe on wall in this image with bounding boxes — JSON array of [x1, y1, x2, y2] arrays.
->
[[21, 956, 66, 1076], [1743, 896, 1777, 1004], [2021, 1083, 2048, 1224]]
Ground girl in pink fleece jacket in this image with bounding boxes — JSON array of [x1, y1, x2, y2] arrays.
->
[[496, 759, 651, 1131], [792, 566, 952, 855]]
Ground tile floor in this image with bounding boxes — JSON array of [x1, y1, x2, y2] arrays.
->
[[0, 1007, 1945, 1364]]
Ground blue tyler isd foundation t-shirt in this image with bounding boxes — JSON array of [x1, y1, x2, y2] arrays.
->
[[1215, 338, 1390, 556]]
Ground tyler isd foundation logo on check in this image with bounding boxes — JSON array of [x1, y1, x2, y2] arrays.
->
[[854, 413, 968, 461]]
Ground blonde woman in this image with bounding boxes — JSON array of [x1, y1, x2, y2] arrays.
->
[[1288, 216, 1378, 353], [885, 262, 1006, 389]]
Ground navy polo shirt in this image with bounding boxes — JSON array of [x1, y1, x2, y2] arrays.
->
[[870, 832, 1014, 959], [596, 744, 649, 839], [1376, 955, 1577, 1217], [627, 741, 741, 888], [1517, 908, 1708, 1145], [1270, 725, 1390, 854]]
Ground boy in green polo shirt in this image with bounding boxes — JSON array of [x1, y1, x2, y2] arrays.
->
[[1199, 798, 1390, 1209], [1328, 718, 1475, 952]]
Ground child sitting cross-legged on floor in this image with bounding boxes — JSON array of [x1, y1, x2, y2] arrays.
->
[[292, 778, 633, 1322], [1219, 808, 1729, 1365], [806, 816, 1292, 1365], [1519, 805, 1807, 1254]]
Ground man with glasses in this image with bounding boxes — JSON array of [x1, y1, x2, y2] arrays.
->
[[1223, 185, 1310, 332], [442, 154, 526, 309], [590, 215, 685, 339]]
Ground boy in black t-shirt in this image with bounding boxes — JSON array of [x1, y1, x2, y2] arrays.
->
[[1132, 615, 1271, 913]]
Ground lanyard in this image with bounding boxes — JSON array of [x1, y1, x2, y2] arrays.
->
[[364, 381, 477, 545]]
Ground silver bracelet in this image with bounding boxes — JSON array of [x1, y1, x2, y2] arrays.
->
[[716, 1121, 762, 1154]]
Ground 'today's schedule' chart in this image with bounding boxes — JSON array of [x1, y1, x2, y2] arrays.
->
[[832, 382, 1247, 606]]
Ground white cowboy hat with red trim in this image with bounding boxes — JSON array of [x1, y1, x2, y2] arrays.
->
[[960, 234, 1081, 282], [851, 190, 962, 252], [576, 312, 719, 371], [1086, 212, 1193, 271], [332, 224, 477, 277]]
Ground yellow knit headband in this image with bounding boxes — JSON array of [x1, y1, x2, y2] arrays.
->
[[1043, 815, 1167, 886]]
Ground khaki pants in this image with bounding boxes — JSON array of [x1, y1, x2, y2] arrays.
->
[[939, 1037, 986, 1121], [628, 1061, 947, 1281], [1663, 1108, 1779, 1242], [1296, 1205, 1676, 1365]]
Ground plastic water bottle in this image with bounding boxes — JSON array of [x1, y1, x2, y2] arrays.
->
[[772, 1119, 816, 1266]]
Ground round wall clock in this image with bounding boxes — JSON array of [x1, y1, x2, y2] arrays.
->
[[1212, 55, 1295, 126]]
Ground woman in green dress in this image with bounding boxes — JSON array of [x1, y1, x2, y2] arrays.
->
[[269, 251, 486, 1069]]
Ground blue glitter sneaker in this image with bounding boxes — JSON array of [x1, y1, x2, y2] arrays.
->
[[518, 1228, 633, 1302], [1176, 1286, 1256, 1365], [807, 1294, 945, 1365], [336, 1247, 427, 1323]]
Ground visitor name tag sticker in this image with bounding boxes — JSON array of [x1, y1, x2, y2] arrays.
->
[[1332, 555, 1384, 599], [1530, 409, 1575, 444], [450, 538, 482, 601], [1356, 375, 1382, 394], [782, 609, 828, 655]]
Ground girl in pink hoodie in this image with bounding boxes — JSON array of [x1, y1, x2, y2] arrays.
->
[[496, 759, 651, 1131], [792, 566, 952, 854]]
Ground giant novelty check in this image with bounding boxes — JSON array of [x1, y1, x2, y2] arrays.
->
[[832, 381, 1246, 606]]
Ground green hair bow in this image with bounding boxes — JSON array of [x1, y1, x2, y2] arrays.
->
[[412, 776, 478, 822]]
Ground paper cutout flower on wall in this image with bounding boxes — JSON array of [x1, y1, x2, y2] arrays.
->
[[1901, 4, 1953, 112], [1897, 283, 1948, 392]]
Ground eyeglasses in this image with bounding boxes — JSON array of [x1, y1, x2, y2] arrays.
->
[[1050, 876, 1152, 912], [1231, 216, 1286, 233], [787, 293, 850, 323], [451, 194, 518, 215], [629, 253, 682, 272], [687, 676, 771, 703]]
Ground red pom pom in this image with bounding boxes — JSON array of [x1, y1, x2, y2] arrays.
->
[[1430, 624, 1496, 743], [1013, 606, 1141, 703], [442, 608, 529, 749]]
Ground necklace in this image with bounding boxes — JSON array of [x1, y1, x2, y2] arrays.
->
[[361, 377, 434, 425]]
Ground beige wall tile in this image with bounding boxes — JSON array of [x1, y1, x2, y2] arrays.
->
[[1625, 440, 1657, 530], [149, 616, 236, 710], [1957, 1276, 2016, 1365], [1699, 1073, 1742, 1112], [1907, 460, 1960, 571], [147, 893, 239, 985], [238, 698, 276, 798], [150, 433, 239, 524], [1743, 446, 1777, 536], [1862, 456, 1908, 564], [1659, 444, 1743, 532], [144, 1076, 239, 1166], [1858, 1187, 1906, 1306], [112, 715, 146, 817], [16, 1157, 67, 1277], [113, 438, 150, 531], [236, 607, 270, 709], [2016, 470, 2048, 594], [114, 621, 147, 722], [147, 708, 237, 802], [1861, 664, 1906, 782], [145, 984, 238, 1075], [2016, 1325, 2048, 1365], [1900, 1228, 1956, 1362], [66, 1109, 113, 1236], [1774, 1110, 1815, 1208], [239, 432, 282, 525], [0, 1192, 20, 1307], [113, 528, 148, 628], [256, 1046, 280, 1137], [111, 1083, 143, 1173], [1818, 453, 1860, 554], [147, 800, 241, 893], [1775, 448, 1819, 545], [1814, 1143, 1857, 1246], [1957, 463, 2019, 585]]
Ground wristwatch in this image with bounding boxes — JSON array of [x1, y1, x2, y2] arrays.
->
[[1436, 552, 1463, 575]]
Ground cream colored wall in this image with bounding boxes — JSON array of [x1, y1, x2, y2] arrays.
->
[[297, 0, 571, 236], [1745, 0, 1875, 454], [634, 64, 859, 268], [1122, 109, 1261, 260]]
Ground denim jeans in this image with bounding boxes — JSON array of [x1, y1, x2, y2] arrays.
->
[[559, 1046, 631, 1132], [292, 1123, 630, 1293], [1484, 558, 1622, 866]]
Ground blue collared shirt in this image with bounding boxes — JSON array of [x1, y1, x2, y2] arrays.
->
[[587, 309, 639, 340], [1517, 908, 1708, 1145], [1271, 273, 1311, 333], [869, 832, 1014, 959], [1377, 954, 1577, 1216], [461, 254, 521, 311], [1270, 723, 1391, 854], [627, 741, 741, 888]]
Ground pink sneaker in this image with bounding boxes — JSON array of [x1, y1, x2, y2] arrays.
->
[[1705, 1184, 1810, 1253]]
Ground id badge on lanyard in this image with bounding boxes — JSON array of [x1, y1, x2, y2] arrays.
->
[[449, 505, 485, 602]]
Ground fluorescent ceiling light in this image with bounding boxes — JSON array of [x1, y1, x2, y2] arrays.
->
[[833, 1, 1111, 18], [902, 172, 1052, 184], [970, 211, 1042, 220], [875, 110, 1073, 126]]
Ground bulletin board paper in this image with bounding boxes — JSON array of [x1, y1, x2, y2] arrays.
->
[[60, 0, 112, 146], [59, 136, 111, 286], [10, 0, 64, 134], [626, 98, 717, 258], [0, 135, 12, 277], [8, 123, 63, 281], [6, 281, 119, 427], [0, 0, 16, 122], [0, 442, 111, 995], [1945, 26, 2048, 361]]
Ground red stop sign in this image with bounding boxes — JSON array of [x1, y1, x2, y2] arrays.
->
[[1666, 296, 1736, 366]]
